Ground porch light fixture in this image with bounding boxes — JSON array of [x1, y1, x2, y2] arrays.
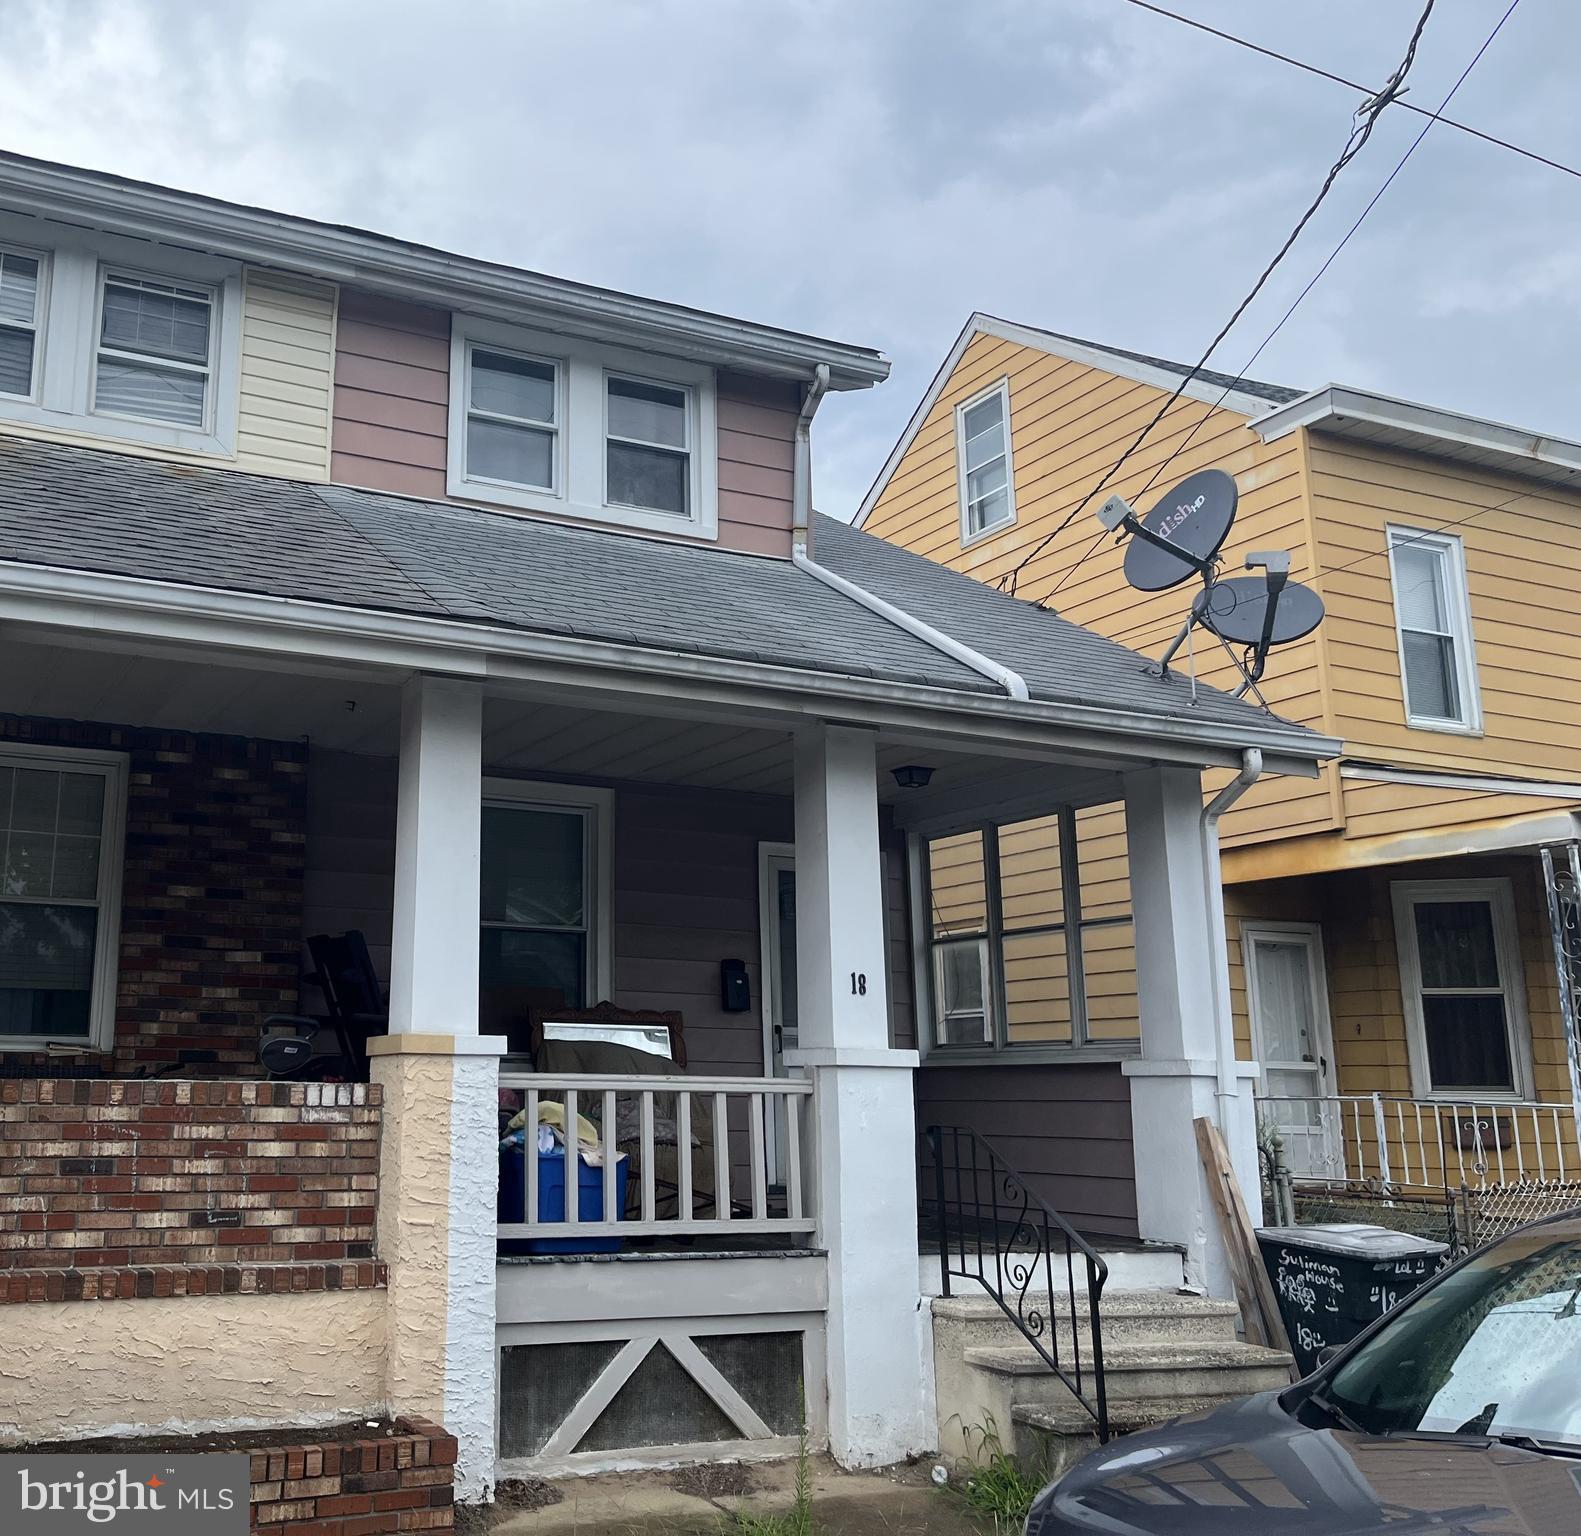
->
[[891, 764, 934, 790]]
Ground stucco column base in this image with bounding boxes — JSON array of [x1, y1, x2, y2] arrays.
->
[[371, 1034, 504, 1503], [803, 1050, 928, 1467], [1122, 1058, 1262, 1299]]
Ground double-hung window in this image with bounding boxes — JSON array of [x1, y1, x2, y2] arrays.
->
[[607, 375, 691, 518], [0, 746, 126, 1050], [917, 802, 1137, 1056], [93, 272, 217, 429], [479, 781, 611, 1024], [1388, 527, 1480, 731], [0, 245, 44, 400], [463, 346, 560, 492], [955, 380, 1015, 541], [1393, 879, 1529, 1098]]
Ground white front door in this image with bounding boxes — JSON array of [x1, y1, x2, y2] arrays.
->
[[758, 844, 796, 1185], [1245, 923, 1341, 1179]]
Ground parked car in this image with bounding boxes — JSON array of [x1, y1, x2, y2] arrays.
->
[[1027, 1212, 1581, 1533]]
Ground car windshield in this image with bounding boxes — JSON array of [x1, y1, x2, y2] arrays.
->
[[1323, 1225, 1581, 1447]]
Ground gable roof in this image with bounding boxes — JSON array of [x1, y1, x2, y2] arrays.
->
[[854, 312, 1301, 527], [0, 150, 888, 391], [0, 434, 1331, 765]]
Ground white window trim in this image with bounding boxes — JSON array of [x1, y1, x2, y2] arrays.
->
[[459, 340, 565, 498], [1386, 525, 1482, 735], [481, 776, 614, 1006], [448, 315, 718, 539], [91, 264, 221, 436], [0, 742, 128, 1054], [1392, 877, 1533, 1101], [0, 208, 241, 457], [0, 237, 50, 404], [955, 377, 1016, 547]]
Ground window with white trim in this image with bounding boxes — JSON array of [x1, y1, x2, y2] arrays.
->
[[0, 209, 241, 455], [0, 747, 127, 1050], [955, 381, 1015, 540], [606, 374, 691, 518], [1388, 527, 1480, 730], [0, 245, 45, 401], [448, 317, 718, 538], [1393, 880, 1528, 1097], [918, 802, 1137, 1055], [480, 780, 611, 1025], [93, 271, 217, 429], [463, 345, 560, 492]]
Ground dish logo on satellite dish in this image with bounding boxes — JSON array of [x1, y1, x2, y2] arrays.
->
[[1158, 492, 1206, 539], [3, 1454, 247, 1533]]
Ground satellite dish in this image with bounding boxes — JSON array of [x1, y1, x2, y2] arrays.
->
[[1121, 469, 1239, 592], [1201, 576, 1325, 646]]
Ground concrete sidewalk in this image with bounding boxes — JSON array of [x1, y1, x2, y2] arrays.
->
[[466, 1457, 990, 1535]]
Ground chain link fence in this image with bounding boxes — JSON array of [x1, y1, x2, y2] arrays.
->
[[1456, 1179, 1581, 1250]]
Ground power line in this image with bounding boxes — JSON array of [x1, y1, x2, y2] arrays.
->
[[1034, 0, 1521, 607], [994, 0, 1440, 604], [1118, 0, 1578, 182]]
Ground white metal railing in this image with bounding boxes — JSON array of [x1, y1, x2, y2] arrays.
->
[[1256, 1092, 1581, 1193], [497, 1072, 817, 1241]]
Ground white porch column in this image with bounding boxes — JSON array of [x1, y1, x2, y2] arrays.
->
[[789, 723, 926, 1466], [1120, 765, 1261, 1300], [370, 674, 503, 1503]]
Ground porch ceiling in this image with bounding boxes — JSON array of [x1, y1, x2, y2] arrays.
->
[[0, 632, 1131, 806]]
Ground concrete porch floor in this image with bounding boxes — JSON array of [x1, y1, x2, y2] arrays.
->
[[468, 1458, 990, 1535]]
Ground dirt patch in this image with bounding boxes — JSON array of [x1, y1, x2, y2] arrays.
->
[[16, 1418, 405, 1456], [670, 1461, 756, 1503], [456, 1476, 564, 1533]]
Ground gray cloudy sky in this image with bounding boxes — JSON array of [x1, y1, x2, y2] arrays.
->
[[1, 1, 1575, 518]]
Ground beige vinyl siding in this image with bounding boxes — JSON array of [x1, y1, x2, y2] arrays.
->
[[235, 271, 337, 480], [863, 332, 1339, 851]]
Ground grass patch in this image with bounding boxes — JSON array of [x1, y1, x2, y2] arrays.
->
[[718, 1423, 818, 1536], [944, 1418, 1046, 1533]]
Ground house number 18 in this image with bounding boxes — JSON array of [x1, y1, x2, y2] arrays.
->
[[850, 972, 867, 995]]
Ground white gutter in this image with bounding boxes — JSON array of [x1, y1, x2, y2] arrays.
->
[[0, 156, 890, 389], [1202, 749, 1263, 1129], [1340, 763, 1581, 799], [791, 551, 1031, 701], [791, 364, 831, 556]]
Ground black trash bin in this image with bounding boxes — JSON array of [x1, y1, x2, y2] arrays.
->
[[1257, 1222, 1449, 1377]]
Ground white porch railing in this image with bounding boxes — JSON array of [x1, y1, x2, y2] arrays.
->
[[497, 1072, 817, 1241], [1256, 1092, 1581, 1193]]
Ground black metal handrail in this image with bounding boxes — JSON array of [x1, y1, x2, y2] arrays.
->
[[923, 1124, 1109, 1441]]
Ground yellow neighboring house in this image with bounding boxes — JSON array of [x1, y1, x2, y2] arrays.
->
[[859, 313, 1581, 1194]]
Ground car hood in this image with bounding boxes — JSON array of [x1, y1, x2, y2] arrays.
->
[[1028, 1392, 1581, 1534]]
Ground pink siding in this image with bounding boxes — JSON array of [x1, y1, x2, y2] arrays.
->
[[327, 294, 799, 555], [331, 292, 450, 498]]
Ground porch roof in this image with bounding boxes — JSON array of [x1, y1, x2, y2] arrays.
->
[[0, 434, 1331, 762]]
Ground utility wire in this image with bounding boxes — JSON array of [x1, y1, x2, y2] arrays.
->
[[1034, 0, 1520, 608], [994, 0, 1439, 604], [1119, 0, 1578, 182]]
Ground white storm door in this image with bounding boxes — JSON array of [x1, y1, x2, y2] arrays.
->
[[1245, 923, 1341, 1179], [758, 844, 797, 1185]]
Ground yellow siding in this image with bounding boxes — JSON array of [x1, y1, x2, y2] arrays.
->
[[235, 270, 337, 480], [862, 332, 1341, 850]]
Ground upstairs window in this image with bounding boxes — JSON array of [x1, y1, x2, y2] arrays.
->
[[464, 346, 559, 491], [955, 380, 1015, 540], [607, 375, 690, 518], [1388, 527, 1480, 731], [93, 272, 216, 428], [0, 246, 44, 401]]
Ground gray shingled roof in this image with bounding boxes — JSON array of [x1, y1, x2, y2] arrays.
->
[[0, 434, 1320, 748]]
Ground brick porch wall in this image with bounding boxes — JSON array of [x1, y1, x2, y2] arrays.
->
[[0, 714, 307, 1074], [0, 1079, 379, 1275]]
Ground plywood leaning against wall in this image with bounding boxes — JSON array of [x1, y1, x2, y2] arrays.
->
[[861, 330, 1342, 851], [234, 271, 338, 481]]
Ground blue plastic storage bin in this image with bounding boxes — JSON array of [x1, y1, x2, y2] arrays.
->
[[499, 1140, 628, 1255]]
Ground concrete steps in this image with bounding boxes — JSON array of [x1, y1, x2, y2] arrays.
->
[[931, 1286, 1294, 1470]]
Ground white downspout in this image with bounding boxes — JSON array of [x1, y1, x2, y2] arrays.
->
[[1202, 748, 1263, 1131], [792, 363, 831, 557]]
